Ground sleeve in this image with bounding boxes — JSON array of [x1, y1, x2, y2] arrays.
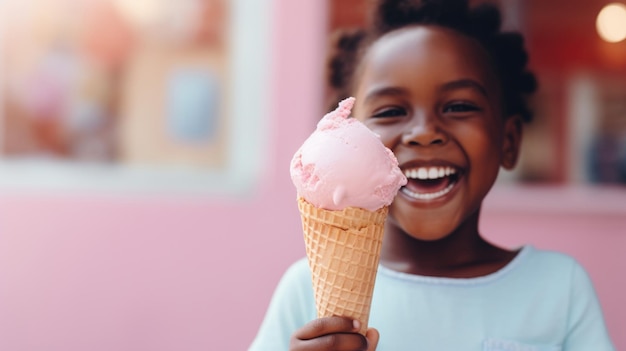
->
[[248, 259, 316, 351], [563, 261, 615, 351]]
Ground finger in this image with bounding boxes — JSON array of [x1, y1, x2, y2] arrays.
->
[[366, 328, 380, 351], [295, 316, 360, 340], [291, 332, 368, 351]]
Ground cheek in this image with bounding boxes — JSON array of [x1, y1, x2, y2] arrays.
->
[[456, 122, 503, 167], [362, 122, 403, 150]]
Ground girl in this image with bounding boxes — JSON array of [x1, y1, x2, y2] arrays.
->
[[250, 1, 615, 350]]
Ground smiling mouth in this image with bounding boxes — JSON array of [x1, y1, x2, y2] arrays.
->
[[400, 166, 460, 200]]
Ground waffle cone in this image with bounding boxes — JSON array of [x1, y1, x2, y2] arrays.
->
[[297, 197, 387, 335]]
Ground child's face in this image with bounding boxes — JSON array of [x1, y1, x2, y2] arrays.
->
[[353, 26, 521, 241]]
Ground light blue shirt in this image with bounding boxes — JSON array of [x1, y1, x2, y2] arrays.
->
[[249, 246, 615, 351]]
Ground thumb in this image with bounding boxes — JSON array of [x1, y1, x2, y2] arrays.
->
[[365, 327, 380, 351]]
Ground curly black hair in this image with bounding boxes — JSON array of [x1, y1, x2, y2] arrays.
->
[[325, 0, 538, 122]]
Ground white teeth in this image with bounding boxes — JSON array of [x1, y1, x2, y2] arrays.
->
[[428, 168, 438, 179], [401, 181, 456, 200], [438, 168, 445, 178], [401, 166, 459, 200], [403, 167, 457, 180], [417, 168, 428, 179]]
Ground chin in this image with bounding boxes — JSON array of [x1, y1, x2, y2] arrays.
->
[[406, 226, 456, 242], [390, 213, 458, 242]]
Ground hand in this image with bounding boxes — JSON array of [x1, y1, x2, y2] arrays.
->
[[290, 316, 379, 351]]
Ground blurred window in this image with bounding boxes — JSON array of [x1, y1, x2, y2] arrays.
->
[[0, 0, 271, 194]]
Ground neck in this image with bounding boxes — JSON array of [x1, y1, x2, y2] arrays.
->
[[379, 211, 510, 277]]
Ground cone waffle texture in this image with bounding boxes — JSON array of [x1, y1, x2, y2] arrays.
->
[[297, 197, 388, 335]]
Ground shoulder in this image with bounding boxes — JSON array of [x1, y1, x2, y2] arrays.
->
[[519, 245, 585, 276], [516, 246, 599, 296], [285, 257, 311, 275], [524, 245, 578, 265], [522, 248, 616, 349], [272, 257, 314, 305], [280, 257, 312, 287]]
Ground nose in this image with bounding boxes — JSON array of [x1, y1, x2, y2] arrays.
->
[[401, 113, 448, 146]]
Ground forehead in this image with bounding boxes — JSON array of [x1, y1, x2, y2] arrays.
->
[[358, 26, 497, 88]]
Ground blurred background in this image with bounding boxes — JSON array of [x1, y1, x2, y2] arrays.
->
[[0, 0, 268, 193], [0, 0, 624, 350]]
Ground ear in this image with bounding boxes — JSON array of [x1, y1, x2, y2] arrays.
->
[[501, 115, 523, 170]]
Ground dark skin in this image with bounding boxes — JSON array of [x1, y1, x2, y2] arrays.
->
[[291, 25, 522, 351], [290, 318, 379, 351]]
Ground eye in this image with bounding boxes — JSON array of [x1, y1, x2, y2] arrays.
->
[[371, 107, 406, 118], [443, 102, 481, 113]]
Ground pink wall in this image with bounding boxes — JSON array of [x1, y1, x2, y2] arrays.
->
[[0, 2, 624, 351], [0, 1, 327, 350]]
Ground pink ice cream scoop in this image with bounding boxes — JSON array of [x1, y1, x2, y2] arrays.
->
[[290, 97, 407, 211]]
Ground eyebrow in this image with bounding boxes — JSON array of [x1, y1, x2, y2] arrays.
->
[[440, 79, 489, 97], [363, 87, 409, 105], [363, 78, 490, 104]]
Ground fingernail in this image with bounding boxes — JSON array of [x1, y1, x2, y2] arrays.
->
[[353, 319, 361, 330]]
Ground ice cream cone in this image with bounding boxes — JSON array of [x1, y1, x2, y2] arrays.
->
[[297, 197, 387, 335]]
